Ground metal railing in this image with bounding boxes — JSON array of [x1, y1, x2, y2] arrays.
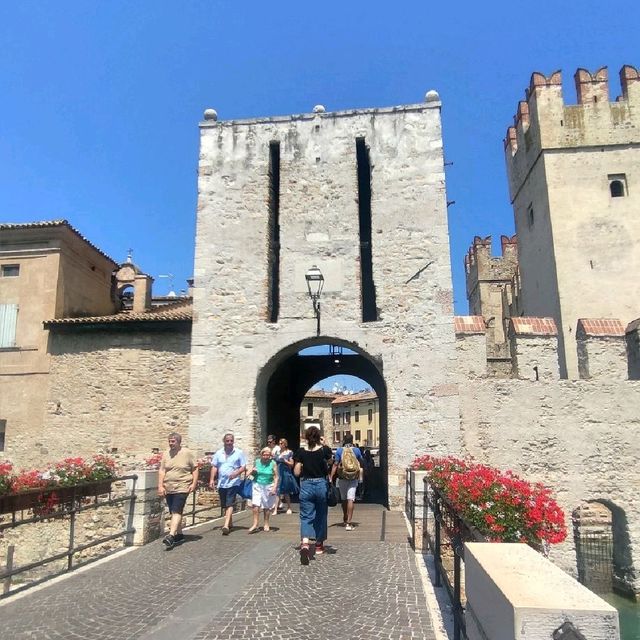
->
[[0, 474, 137, 598], [168, 477, 248, 529], [421, 479, 487, 640]]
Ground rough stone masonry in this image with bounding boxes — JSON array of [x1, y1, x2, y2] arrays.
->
[[189, 94, 462, 506]]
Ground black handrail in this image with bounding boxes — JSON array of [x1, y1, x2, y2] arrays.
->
[[0, 474, 137, 598]]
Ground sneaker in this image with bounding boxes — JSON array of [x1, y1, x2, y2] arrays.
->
[[345, 523, 354, 531], [174, 533, 185, 543], [300, 544, 310, 566], [221, 526, 230, 536], [286, 509, 292, 515], [162, 534, 176, 549], [315, 543, 324, 555]]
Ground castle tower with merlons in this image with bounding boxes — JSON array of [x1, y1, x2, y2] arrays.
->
[[504, 65, 640, 378]]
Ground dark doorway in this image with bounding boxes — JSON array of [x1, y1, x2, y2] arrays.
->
[[255, 338, 388, 506]]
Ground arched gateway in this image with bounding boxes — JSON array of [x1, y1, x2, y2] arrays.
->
[[188, 94, 462, 507]]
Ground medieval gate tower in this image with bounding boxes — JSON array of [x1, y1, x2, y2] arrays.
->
[[189, 93, 461, 505]]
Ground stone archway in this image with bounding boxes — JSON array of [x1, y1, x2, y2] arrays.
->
[[255, 337, 388, 505]]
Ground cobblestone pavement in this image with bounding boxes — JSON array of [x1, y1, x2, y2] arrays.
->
[[0, 505, 437, 640]]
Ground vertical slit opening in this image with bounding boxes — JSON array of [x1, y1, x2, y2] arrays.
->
[[356, 137, 378, 322], [267, 141, 281, 322]]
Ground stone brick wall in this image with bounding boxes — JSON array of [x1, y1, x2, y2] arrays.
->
[[459, 378, 640, 593], [18, 328, 192, 466], [191, 99, 462, 505]]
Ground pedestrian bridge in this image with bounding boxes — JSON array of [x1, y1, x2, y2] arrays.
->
[[0, 505, 441, 640]]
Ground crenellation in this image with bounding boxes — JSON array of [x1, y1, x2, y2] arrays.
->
[[576, 318, 628, 380], [574, 66, 609, 105]]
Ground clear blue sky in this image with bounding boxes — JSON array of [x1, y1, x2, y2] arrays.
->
[[1, 2, 638, 308]]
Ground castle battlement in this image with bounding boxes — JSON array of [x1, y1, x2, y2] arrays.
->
[[504, 64, 640, 201], [464, 234, 518, 307], [455, 314, 640, 382]]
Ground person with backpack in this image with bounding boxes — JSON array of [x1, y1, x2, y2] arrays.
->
[[329, 433, 363, 530]]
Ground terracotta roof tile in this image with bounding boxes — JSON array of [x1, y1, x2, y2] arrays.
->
[[454, 316, 486, 334], [331, 391, 378, 405], [510, 317, 557, 336], [0, 219, 118, 266], [577, 318, 625, 337], [304, 390, 337, 399], [45, 304, 192, 327]]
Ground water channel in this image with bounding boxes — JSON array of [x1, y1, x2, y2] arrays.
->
[[602, 594, 640, 639]]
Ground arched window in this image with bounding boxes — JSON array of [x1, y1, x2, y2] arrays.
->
[[610, 180, 625, 198]]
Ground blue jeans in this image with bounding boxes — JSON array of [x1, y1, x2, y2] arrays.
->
[[299, 478, 328, 542]]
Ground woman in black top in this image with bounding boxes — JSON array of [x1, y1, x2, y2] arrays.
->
[[293, 426, 332, 565]]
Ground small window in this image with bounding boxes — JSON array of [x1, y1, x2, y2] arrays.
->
[[307, 402, 313, 416], [608, 174, 627, 198], [345, 411, 351, 424], [0, 420, 5, 451], [1, 265, 19, 277], [333, 413, 340, 426], [527, 204, 534, 228], [334, 431, 340, 443], [355, 430, 361, 442], [354, 411, 359, 422], [0, 304, 18, 348], [368, 409, 373, 422]]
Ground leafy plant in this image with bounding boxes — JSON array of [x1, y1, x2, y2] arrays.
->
[[411, 454, 567, 546]]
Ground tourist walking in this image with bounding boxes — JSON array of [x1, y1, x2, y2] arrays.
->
[[275, 438, 297, 514], [266, 434, 281, 514], [158, 432, 198, 549], [294, 426, 332, 565], [330, 433, 363, 530], [209, 433, 246, 535], [246, 447, 279, 533]]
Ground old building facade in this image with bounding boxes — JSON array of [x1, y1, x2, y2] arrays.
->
[[189, 94, 460, 506], [2, 64, 640, 594], [503, 65, 640, 378]]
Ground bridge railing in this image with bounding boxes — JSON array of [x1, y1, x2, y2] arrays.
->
[[405, 468, 486, 640], [0, 474, 137, 598]]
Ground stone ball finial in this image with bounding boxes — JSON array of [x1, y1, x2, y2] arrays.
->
[[313, 104, 326, 113], [424, 90, 440, 103], [203, 108, 218, 121]]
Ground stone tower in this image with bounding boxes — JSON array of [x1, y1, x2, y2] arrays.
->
[[464, 234, 518, 362], [190, 93, 461, 505], [504, 65, 640, 378]]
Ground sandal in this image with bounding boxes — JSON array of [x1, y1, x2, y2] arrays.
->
[[248, 527, 259, 534]]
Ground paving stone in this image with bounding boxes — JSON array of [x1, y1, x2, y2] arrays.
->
[[0, 506, 437, 640]]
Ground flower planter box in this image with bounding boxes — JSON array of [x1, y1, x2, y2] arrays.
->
[[0, 479, 114, 514]]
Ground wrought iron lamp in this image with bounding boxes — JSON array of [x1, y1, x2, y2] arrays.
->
[[305, 265, 324, 336]]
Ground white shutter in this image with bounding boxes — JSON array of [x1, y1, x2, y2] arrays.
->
[[0, 304, 18, 348]]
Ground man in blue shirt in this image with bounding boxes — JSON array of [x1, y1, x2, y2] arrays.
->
[[329, 434, 362, 531], [209, 433, 246, 535]]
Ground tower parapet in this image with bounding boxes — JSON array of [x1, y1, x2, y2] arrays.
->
[[504, 65, 640, 201], [464, 234, 518, 311]]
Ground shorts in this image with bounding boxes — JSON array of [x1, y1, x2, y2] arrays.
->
[[252, 483, 277, 509], [218, 485, 240, 508], [166, 492, 189, 514], [336, 478, 358, 501]]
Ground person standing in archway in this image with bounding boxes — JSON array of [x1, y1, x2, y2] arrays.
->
[[294, 426, 332, 565], [209, 433, 246, 535], [330, 433, 363, 531]]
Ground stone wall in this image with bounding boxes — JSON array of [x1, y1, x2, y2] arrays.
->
[[459, 377, 640, 593], [23, 328, 192, 466], [191, 97, 461, 504]]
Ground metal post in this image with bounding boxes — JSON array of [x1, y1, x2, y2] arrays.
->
[[3, 545, 14, 595], [453, 545, 461, 640], [434, 494, 442, 588], [191, 490, 196, 526], [410, 471, 416, 549], [68, 487, 76, 571], [125, 475, 137, 546]]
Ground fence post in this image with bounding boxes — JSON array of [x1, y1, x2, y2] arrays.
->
[[3, 545, 14, 595], [434, 492, 442, 588], [124, 470, 162, 545]]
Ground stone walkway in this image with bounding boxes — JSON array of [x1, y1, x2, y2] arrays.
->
[[0, 504, 439, 640]]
